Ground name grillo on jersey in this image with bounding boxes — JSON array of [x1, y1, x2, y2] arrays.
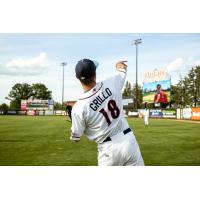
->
[[89, 88, 112, 111]]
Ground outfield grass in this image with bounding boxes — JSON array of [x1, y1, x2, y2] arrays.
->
[[0, 116, 199, 166]]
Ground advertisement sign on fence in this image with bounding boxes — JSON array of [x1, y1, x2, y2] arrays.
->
[[162, 109, 176, 118], [183, 108, 192, 119], [27, 110, 36, 116], [45, 110, 54, 116], [192, 108, 200, 120], [18, 111, 26, 115], [149, 109, 163, 118], [7, 110, 18, 115]]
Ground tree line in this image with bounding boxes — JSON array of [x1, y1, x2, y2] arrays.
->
[[1, 83, 52, 110], [0, 83, 65, 111], [122, 65, 200, 109], [171, 66, 200, 108]]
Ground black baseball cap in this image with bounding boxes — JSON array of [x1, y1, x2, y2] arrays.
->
[[75, 59, 98, 80]]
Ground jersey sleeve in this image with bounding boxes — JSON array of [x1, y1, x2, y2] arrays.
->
[[70, 104, 85, 141], [112, 68, 127, 91]]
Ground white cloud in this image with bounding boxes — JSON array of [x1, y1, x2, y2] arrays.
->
[[0, 52, 50, 76], [165, 57, 200, 75], [165, 57, 200, 85], [193, 60, 200, 66], [166, 58, 185, 72]]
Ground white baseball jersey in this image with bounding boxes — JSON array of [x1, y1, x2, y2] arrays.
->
[[71, 68, 129, 144]]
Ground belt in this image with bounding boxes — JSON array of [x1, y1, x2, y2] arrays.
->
[[103, 128, 132, 143]]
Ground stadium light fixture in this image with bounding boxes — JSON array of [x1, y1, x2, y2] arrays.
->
[[61, 62, 67, 111], [134, 38, 142, 45], [132, 38, 142, 109]]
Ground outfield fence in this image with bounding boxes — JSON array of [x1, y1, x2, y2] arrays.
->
[[136, 108, 200, 120], [1, 108, 200, 120], [0, 110, 67, 116]]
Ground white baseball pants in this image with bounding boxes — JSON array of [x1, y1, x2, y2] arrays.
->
[[144, 116, 149, 125], [97, 131, 144, 166]]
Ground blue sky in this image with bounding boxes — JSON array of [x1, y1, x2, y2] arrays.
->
[[0, 33, 200, 104]]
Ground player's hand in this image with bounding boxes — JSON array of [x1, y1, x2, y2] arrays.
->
[[116, 61, 128, 71], [70, 135, 81, 142]]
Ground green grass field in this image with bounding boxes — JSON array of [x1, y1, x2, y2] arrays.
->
[[0, 116, 199, 166], [143, 91, 170, 102]]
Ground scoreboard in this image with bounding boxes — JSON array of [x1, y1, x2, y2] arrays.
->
[[21, 99, 54, 111]]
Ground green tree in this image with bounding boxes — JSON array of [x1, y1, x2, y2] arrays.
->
[[171, 77, 190, 108], [6, 83, 52, 109], [171, 85, 181, 107], [182, 77, 191, 107], [122, 81, 133, 97], [54, 102, 62, 110], [177, 66, 200, 107], [187, 66, 200, 107], [122, 81, 143, 109], [9, 101, 20, 110], [0, 103, 9, 110], [32, 83, 52, 100], [6, 83, 33, 109], [194, 66, 200, 105], [170, 65, 200, 108], [187, 67, 197, 106], [132, 84, 143, 109]]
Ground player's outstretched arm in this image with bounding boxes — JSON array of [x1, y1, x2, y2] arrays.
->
[[112, 61, 128, 91]]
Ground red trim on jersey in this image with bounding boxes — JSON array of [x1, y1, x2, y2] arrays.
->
[[79, 83, 103, 100]]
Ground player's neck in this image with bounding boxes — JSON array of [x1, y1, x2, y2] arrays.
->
[[82, 81, 97, 93]]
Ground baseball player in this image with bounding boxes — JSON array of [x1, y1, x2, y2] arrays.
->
[[144, 108, 149, 126], [154, 84, 168, 103], [70, 59, 144, 166], [66, 105, 72, 121]]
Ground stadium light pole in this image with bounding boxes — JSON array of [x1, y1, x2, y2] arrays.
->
[[133, 38, 142, 109], [61, 62, 67, 111]]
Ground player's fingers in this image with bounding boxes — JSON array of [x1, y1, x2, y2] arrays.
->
[[117, 61, 128, 64], [120, 61, 128, 67], [117, 61, 128, 65]]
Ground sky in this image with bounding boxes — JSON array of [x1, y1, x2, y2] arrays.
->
[[0, 33, 200, 104]]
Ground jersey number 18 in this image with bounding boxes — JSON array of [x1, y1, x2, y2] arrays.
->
[[99, 100, 120, 126]]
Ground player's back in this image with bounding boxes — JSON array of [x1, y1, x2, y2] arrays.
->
[[72, 70, 129, 144]]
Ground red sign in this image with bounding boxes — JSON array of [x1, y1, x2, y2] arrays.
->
[[21, 100, 27, 111]]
